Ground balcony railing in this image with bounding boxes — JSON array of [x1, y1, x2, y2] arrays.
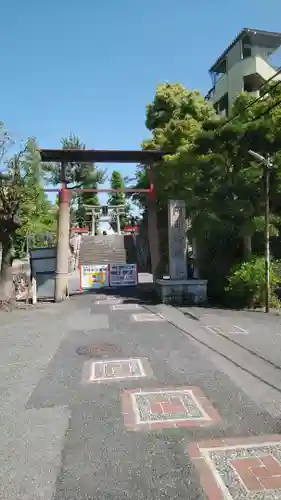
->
[[205, 86, 215, 100]]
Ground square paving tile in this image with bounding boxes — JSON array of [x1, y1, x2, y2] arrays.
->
[[93, 295, 116, 300], [122, 386, 221, 431], [111, 303, 142, 311], [131, 313, 165, 322], [188, 435, 281, 499], [82, 358, 153, 383], [95, 299, 122, 305], [206, 325, 249, 336]]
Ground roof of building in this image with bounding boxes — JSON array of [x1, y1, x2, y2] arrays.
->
[[209, 28, 281, 73], [39, 149, 167, 163]]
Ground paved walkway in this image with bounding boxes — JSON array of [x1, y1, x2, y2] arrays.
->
[[2, 293, 281, 499]]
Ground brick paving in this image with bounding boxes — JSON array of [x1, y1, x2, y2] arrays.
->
[[3, 290, 281, 499], [188, 435, 281, 498], [122, 387, 221, 431]]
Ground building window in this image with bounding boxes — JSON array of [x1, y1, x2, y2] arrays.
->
[[215, 93, 229, 116], [243, 74, 262, 93], [242, 36, 252, 59]]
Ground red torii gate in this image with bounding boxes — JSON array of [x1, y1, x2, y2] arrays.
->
[[40, 148, 166, 302]]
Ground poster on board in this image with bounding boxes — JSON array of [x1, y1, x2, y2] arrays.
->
[[109, 263, 138, 287], [80, 264, 109, 290]]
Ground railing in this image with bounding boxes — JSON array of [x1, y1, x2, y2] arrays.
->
[[205, 86, 215, 100]]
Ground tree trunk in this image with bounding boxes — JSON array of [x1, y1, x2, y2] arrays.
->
[[0, 237, 14, 301], [243, 235, 252, 261]]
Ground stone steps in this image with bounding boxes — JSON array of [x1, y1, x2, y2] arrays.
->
[[79, 235, 136, 265]]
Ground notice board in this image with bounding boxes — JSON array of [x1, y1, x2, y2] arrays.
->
[[109, 263, 138, 287], [80, 264, 109, 290]]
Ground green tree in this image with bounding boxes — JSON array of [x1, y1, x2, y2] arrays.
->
[[133, 81, 281, 300], [132, 83, 216, 274], [133, 83, 216, 208], [0, 133, 46, 300], [108, 170, 129, 232], [175, 84, 281, 299], [14, 198, 57, 257], [43, 134, 105, 230]]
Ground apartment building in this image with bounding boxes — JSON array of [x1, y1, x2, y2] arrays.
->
[[205, 28, 281, 115]]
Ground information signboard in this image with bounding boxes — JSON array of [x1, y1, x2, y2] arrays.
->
[[109, 263, 138, 287], [80, 264, 109, 290]]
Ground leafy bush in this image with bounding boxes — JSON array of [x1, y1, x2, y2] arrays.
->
[[225, 256, 281, 309]]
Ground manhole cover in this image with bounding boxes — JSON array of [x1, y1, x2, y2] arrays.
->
[[76, 343, 120, 358]]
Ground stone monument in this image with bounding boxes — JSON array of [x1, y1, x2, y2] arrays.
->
[[156, 199, 207, 305], [168, 200, 187, 280]]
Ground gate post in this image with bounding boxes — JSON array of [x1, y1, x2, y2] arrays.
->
[[147, 167, 160, 281], [55, 166, 70, 302]]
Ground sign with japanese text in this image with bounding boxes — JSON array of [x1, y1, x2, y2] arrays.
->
[[168, 200, 187, 280], [80, 264, 109, 290], [109, 264, 138, 287]]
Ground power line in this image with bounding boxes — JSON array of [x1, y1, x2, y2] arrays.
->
[[230, 95, 281, 146], [250, 96, 281, 122]]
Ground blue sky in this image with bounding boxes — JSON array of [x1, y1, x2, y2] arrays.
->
[[0, 0, 280, 206]]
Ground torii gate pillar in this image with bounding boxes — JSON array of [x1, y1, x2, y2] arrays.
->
[[147, 168, 160, 280], [54, 166, 70, 302]]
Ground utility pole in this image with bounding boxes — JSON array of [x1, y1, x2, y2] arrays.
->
[[264, 158, 270, 313], [55, 163, 70, 302], [249, 150, 272, 313]]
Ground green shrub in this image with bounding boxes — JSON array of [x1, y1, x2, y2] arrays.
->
[[225, 256, 281, 309]]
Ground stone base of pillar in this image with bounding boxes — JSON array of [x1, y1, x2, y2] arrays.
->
[[155, 279, 208, 305]]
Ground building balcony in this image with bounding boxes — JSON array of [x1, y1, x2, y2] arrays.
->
[[206, 55, 281, 107]]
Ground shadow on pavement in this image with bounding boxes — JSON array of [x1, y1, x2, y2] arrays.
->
[[69, 282, 160, 305]]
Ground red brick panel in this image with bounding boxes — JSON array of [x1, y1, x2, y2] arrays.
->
[[188, 435, 281, 499], [231, 458, 263, 491], [232, 454, 281, 491], [121, 387, 221, 431]]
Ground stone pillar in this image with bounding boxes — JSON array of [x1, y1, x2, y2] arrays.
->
[[91, 210, 95, 236], [168, 200, 187, 280], [55, 167, 70, 302], [116, 210, 121, 235]]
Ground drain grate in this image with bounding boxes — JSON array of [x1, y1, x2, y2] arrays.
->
[[76, 343, 120, 358]]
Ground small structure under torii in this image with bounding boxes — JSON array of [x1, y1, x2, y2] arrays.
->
[[85, 204, 126, 235]]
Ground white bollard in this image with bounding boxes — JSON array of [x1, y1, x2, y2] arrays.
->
[[32, 276, 37, 305]]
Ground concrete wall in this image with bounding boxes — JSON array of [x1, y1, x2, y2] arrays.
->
[[227, 41, 242, 71], [211, 55, 281, 109]]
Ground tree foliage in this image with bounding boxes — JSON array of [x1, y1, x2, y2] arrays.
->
[[108, 170, 130, 231], [225, 257, 281, 309], [0, 131, 53, 300], [44, 134, 105, 229], [133, 81, 281, 304]]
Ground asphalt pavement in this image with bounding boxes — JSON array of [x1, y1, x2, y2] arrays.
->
[[178, 305, 281, 367], [2, 291, 281, 499]]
